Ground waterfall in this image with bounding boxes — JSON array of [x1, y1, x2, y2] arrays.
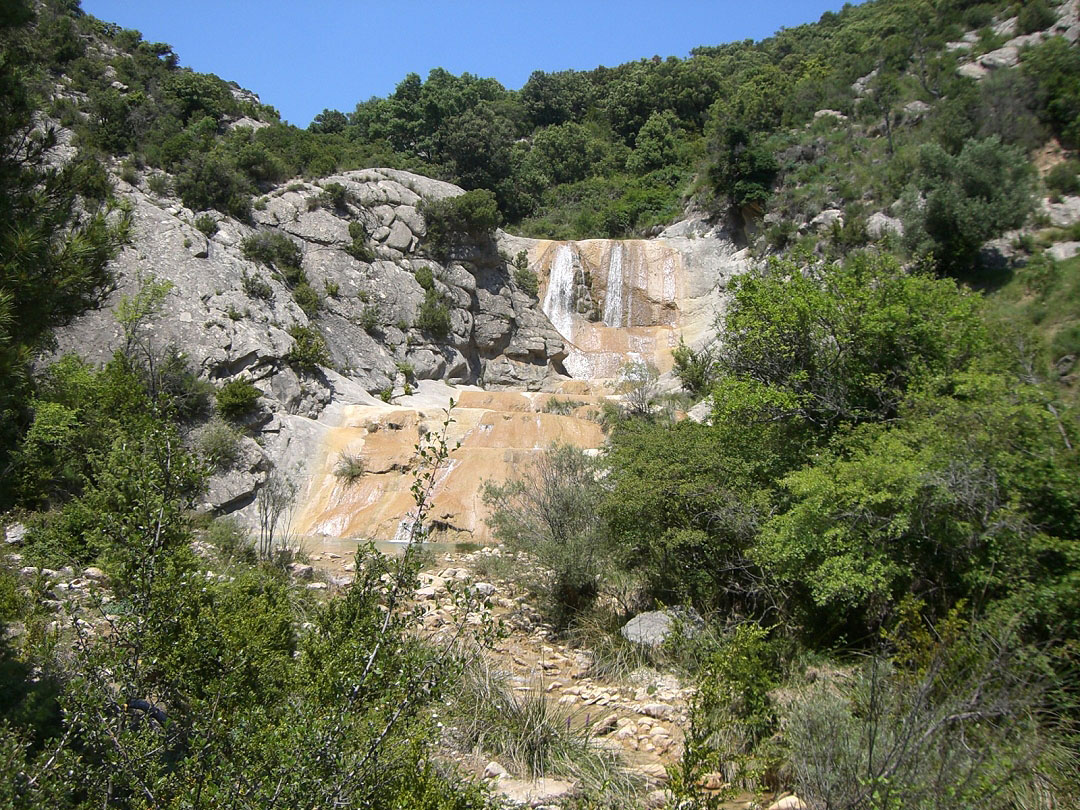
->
[[542, 243, 577, 340], [602, 244, 625, 328]]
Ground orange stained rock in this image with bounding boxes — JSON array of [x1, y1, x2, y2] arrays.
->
[[293, 401, 606, 546]]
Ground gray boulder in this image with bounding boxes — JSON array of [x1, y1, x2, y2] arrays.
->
[[621, 608, 704, 647], [867, 212, 904, 239], [809, 208, 844, 233]]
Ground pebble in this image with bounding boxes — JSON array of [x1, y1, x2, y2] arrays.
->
[[641, 702, 676, 721], [614, 724, 637, 740], [700, 772, 726, 790], [593, 712, 619, 734]]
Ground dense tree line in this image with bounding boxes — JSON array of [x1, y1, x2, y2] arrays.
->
[[488, 252, 1080, 807], [29, 0, 1078, 254], [0, 4, 495, 807]]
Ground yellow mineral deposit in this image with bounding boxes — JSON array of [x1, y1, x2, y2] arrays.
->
[[295, 237, 707, 548]]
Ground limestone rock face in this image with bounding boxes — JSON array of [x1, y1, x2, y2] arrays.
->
[[50, 154, 750, 543], [48, 167, 572, 519], [51, 168, 571, 401], [955, 2, 1080, 80]]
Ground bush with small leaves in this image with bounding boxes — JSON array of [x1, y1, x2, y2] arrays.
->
[[360, 304, 380, 333], [344, 239, 375, 262], [147, 173, 172, 197], [197, 417, 242, 469], [318, 181, 351, 210], [672, 338, 717, 396], [344, 222, 375, 261], [215, 378, 261, 420], [1046, 160, 1080, 198], [414, 266, 435, 291], [419, 189, 500, 258], [292, 282, 320, 317], [416, 287, 451, 338], [241, 270, 273, 300], [120, 160, 139, 186], [286, 324, 330, 372], [206, 515, 254, 562], [175, 154, 251, 220], [193, 213, 218, 236], [512, 249, 539, 296], [242, 230, 303, 274], [1018, 0, 1056, 35]]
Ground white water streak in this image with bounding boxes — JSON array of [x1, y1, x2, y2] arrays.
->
[[542, 244, 577, 341], [602, 243, 625, 327]]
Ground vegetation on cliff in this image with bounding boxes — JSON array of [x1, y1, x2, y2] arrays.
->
[[3, 0, 1080, 807]]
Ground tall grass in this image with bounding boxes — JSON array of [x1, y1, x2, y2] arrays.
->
[[446, 657, 643, 806]]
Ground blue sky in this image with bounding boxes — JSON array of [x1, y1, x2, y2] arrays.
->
[[80, 1, 860, 127]]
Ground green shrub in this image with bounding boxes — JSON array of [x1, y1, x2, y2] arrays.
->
[[418, 189, 500, 257], [414, 266, 435, 291], [241, 230, 303, 273], [344, 239, 375, 262], [359, 304, 380, 332], [241, 270, 273, 300], [483, 444, 609, 628], [215, 378, 260, 420], [1018, 0, 1056, 35], [292, 282, 320, 317], [119, 160, 139, 186], [379, 387, 393, 403], [415, 287, 451, 338], [1046, 160, 1080, 198], [193, 213, 219, 236], [318, 182, 351, 210], [512, 250, 539, 296], [206, 515, 253, 562], [156, 347, 215, 422], [672, 338, 717, 395], [323, 279, 339, 298], [1051, 322, 1080, 361], [286, 324, 330, 372], [175, 154, 251, 220], [197, 417, 242, 469], [344, 223, 375, 261], [147, 173, 172, 197], [0, 565, 23, 624], [903, 137, 1034, 276]]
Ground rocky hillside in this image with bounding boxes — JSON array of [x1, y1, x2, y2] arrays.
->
[[40, 137, 747, 532]]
